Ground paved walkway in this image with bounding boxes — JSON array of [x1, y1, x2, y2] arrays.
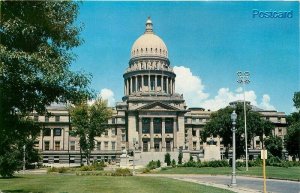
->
[[139, 174, 300, 193]]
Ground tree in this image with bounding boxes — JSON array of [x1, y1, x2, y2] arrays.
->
[[70, 99, 112, 165], [285, 92, 300, 160], [264, 135, 283, 158], [164, 153, 171, 166], [293, 92, 300, 109], [201, 103, 274, 159], [0, 1, 91, 177], [285, 123, 300, 160], [178, 152, 183, 164]]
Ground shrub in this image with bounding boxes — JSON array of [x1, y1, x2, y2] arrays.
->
[[79, 165, 93, 171], [142, 168, 151, 173], [112, 168, 132, 176], [157, 160, 161, 168], [171, 159, 176, 168], [147, 160, 158, 170], [178, 152, 183, 164], [164, 153, 171, 166], [58, 167, 67, 173]]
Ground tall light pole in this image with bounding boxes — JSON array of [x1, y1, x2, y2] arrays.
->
[[231, 110, 237, 187], [237, 71, 250, 171]]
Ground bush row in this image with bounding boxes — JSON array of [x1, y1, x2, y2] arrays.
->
[[76, 168, 132, 176], [181, 160, 229, 168]]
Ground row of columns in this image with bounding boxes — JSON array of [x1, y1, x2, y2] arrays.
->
[[124, 75, 175, 96], [138, 117, 177, 152]]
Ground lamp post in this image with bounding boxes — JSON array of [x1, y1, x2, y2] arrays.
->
[[231, 110, 237, 187], [237, 71, 250, 171]]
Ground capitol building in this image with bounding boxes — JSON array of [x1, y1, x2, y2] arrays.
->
[[32, 18, 287, 166]]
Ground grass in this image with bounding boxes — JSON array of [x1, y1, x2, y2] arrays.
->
[[158, 166, 300, 181], [0, 174, 233, 193]]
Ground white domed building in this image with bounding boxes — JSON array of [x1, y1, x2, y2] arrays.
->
[[32, 17, 287, 166], [118, 17, 189, 164]]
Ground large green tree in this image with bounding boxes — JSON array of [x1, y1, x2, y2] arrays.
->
[[0, 1, 91, 177], [285, 92, 300, 160], [264, 135, 283, 158], [201, 103, 274, 159], [70, 99, 112, 165]]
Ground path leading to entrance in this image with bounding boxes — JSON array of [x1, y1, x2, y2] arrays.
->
[[139, 174, 300, 193]]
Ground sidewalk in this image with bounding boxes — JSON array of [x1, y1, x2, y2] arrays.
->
[[138, 174, 300, 193]]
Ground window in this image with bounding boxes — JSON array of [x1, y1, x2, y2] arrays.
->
[[193, 142, 197, 150], [184, 118, 187, 123], [43, 128, 51, 136], [70, 141, 75, 151], [104, 142, 108, 150], [55, 116, 60, 122], [112, 118, 115, 124], [142, 118, 150, 133], [165, 118, 174, 133], [55, 141, 60, 150], [34, 115, 38, 122], [277, 117, 281, 122], [256, 141, 260, 149], [111, 128, 116, 136], [278, 128, 282, 135], [154, 118, 162, 134], [150, 80, 155, 91], [45, 116, 49, 122], [44, 141, 50, 150], [122, 134, 126, 141], [111, 142, 116, 150], [54, 128, 61, 136], [192, 129, 196, 137], [96, 141, 101, 151], [105, 130, 108, 136]]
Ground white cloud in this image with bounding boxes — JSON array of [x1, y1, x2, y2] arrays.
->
[[99, 88, 116, 107], [174, 65, 276, 111], [259, 94, 276, 110], [174, 66, 209, 107], [87, 88, 116, 107]]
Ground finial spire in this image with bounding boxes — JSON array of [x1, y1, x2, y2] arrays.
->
[[145, 16, 153, 34]]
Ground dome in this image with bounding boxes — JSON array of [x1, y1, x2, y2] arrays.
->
[[131, 17, 168, 59]]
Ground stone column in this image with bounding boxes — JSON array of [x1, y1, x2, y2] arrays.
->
[[124, 80, 126, 96], [135, 76, 138, 92], [173, 118, 177, 151], [126, 79, 129, 95], [162, 118, 166, 152], [166, 77, 169, 94], [51, 128, 54, 150], [139, 118, 142, 150], [150, 118, 154, 152], [173, 79, 175, 94], [141, 75, 144, 92], [161, 75, 164, 93], [155, 75, 157, 93], [170, 79, 173, 95], [130, 77, 133, 94]]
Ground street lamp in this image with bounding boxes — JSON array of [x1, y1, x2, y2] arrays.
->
[[231, 110, 237, 187], [237, 71, 250, 171]]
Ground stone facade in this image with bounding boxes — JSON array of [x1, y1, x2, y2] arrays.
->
[[31, 18, 287, 165]]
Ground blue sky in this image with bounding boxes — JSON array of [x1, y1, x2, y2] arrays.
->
[[72, 1, 299, 114]]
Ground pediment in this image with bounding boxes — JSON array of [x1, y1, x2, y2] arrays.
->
[[136, 102, 180, 111]]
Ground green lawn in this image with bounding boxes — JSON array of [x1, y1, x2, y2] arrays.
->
[[157, 166, 300, 181], [0, 174, 233, 193]]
